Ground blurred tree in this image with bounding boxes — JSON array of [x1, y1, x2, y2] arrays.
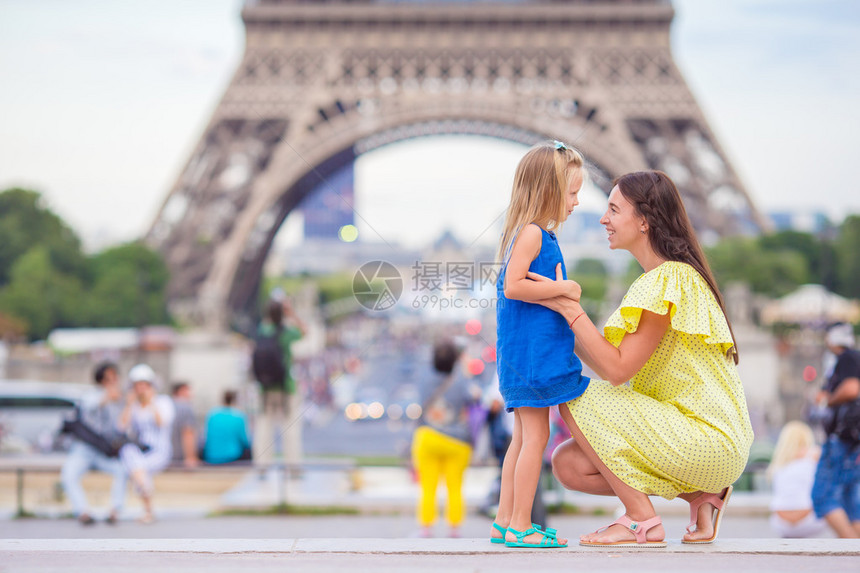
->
[[571, 258, 609, 318], [317, 273, 358, 305], [707, 237, 809, 297], [834, 215, 860, 298], [0, 247, 85, 339], [571, 258, 608, 300], [86, 242, 171, 327], [758, 230, 837, 289], [620, 258, 645, 292], [0, 188, 88, 286]]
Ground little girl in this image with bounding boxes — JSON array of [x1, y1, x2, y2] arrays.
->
[[491, 141, 590, 548], [767, 421, 826, 538]]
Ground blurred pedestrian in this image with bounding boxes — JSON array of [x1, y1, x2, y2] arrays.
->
[[811, 323, 860, 538], [169, 382, 200, 469], [118, 364, 174, 524], [60, 361, 127, 525], [767, 421, 826, 538], [411, 338, 479, 538], [251, 296, 306, 470], [203, 390, 251, 464]]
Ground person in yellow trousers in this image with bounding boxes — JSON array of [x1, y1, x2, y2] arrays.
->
[[411, 338, 480, 538]]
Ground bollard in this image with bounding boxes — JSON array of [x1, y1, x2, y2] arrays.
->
[[16, 468, 24, 518]]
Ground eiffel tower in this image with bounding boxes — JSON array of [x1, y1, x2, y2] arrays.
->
[[147, 0, 767, 329]]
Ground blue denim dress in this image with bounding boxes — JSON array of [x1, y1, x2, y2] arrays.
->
[[496, 225, 589, 411]]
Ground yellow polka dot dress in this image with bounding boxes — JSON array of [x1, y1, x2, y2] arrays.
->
[[567, 261, 754, 499]]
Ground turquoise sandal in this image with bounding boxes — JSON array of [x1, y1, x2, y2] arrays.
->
[[534, 524, 560, 539], [505, 526, 568, 548], [490, 522, 507, 544]]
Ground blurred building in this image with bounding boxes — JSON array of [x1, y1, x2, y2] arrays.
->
[[302, 164, 356, 240], [767, 211, 830, 234]]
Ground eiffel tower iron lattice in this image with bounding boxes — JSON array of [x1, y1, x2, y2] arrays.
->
[[147, 0, 767, 329]]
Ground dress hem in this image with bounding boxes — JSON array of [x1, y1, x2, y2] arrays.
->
[[504, 385, 590, 412]]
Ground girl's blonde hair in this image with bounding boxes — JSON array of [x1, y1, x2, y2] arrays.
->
[[766, 421, 817, 479], [497, 141, 584, 263]]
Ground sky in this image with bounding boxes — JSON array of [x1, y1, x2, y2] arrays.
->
[[1, 0, 859, 251]]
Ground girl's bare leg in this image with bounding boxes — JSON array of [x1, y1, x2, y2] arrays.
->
[[504, 407, 567, 545], [490, 410, 521, 541], [558, 405, 664, 543]]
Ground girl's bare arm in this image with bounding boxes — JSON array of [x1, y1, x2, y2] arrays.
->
[[504, 224, 581, 302]]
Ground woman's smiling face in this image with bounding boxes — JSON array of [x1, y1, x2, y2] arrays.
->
[[600, 185, 645, 250]]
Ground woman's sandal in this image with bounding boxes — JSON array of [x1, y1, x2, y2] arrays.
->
[[580, 515, 667, 548], [505, 526, 568, 548], [682, 485, 733, 544], [490, 522, 507, 544]]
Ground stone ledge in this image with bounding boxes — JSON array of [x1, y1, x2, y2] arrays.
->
[[2, 538, 859, 556]]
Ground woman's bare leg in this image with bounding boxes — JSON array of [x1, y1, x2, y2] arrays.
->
[[677, 488, 736, 541], [551, 405, 614, 496], [551, 439, 614, 496], [558, 404, 664, 543]]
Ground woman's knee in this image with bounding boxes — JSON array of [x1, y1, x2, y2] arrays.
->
[[551, 439, 586, 490]]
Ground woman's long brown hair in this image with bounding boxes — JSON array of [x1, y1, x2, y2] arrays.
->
[[615, 170, 739, 364]]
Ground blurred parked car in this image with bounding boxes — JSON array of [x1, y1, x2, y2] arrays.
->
[[0, 380, 90, 454]]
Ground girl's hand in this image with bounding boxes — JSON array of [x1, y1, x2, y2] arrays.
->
[[527, 263, 562, 284], [562, 279, 582, 301], [527, 264, 581, 301]]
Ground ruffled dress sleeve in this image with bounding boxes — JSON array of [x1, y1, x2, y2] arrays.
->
[[603, 261, 735, 355]]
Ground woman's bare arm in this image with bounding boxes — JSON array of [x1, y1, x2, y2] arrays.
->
[[529, 269, 670, 386], [574, 338, 606, 379], [569, 304, 670, 386]]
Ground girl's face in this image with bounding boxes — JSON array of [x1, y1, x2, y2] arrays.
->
[[562, 169, 583, 222], [600, 185, 646, 250], [133, 381, 154, 401]]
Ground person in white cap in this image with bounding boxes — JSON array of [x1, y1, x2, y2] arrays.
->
[[811, 323, 860, 538], [118, 363, 175, 524]]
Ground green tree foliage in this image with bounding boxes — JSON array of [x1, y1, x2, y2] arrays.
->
[[570, 258, 610, 317], [834, 215, 860, 298], [620, 259, 646, 292], [758, 230, 837, 289], [86, 242, 171, 327], [0, 247, 86, 339], [0, 188, 172, 338], [0, 188, 88, 285], [706, 237, 809, 297], [571, 258, 608, 302]]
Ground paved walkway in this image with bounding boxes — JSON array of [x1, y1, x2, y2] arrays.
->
[[6, 462, 854, 572], [2, 538, 859, 573], [1, 462, 776, 519]]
